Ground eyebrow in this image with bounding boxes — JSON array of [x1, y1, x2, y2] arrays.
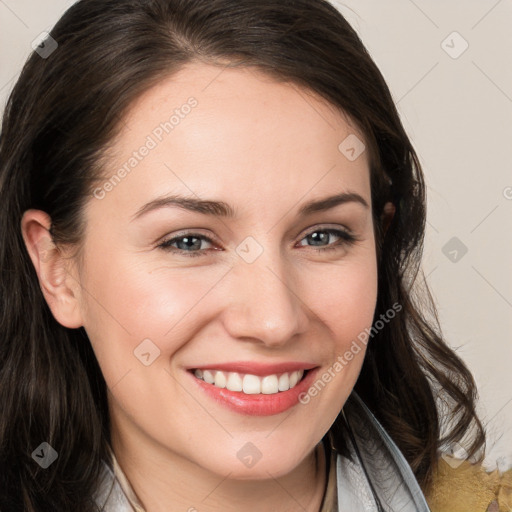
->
[[131, 191, 369, 221]]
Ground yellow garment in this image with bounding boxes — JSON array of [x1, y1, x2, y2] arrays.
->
[[425, 456, 512, 512]]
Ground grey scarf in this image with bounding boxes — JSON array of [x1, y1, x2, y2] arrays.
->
[[334, 392, 431, 511]]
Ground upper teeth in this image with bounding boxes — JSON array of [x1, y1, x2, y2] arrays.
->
[[193, 369, 305, 395]]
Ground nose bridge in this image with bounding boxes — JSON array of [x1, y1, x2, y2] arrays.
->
[[223, 244, 309, 346]]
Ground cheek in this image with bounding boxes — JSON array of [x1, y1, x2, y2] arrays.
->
[[299, 250, 378, 405], [307, 254, 378, 350], [303, 264, 377, 411], [78, 249, 229, 373]]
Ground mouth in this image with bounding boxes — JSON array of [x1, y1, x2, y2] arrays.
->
[[186, 365, 320, 416], [190, 368, 310, 394]]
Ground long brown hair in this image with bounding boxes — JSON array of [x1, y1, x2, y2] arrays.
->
[[0, 0, 484, 509]]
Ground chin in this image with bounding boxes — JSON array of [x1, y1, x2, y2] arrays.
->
[[190, 438, 314, 481]]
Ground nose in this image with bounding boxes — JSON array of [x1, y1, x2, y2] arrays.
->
[[221, 250, 310, 348]]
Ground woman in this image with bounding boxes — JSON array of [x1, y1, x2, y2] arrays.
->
[[0, 0, 486, 510]]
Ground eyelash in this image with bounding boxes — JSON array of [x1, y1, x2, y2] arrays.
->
[[157, 227, 358, 258]]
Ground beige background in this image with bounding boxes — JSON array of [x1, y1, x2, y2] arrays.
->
[[1, 0, 511, 471]]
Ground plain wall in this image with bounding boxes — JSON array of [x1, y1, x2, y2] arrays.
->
[[1, 0, 511, 471]]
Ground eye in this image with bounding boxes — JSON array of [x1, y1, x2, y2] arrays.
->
[[157, 232, 216, 258], [157, 227, 358, 258], [297, 228, 357, 253]]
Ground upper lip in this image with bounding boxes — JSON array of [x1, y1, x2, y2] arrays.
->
[[187, 361, 318, 376]]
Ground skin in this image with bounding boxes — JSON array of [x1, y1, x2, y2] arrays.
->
[[21, 62, 394, 512]]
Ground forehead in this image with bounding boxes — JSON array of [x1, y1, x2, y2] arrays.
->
[[93, 62, 371, 221]]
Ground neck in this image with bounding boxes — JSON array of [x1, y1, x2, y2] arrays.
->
[[110, 419, 327, 512]]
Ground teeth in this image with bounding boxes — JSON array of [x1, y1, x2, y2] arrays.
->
[[261, 375, 279, 394], [202, 370, 215, 384], [214, 371, 227, 388], [278, 373, 289, 391], [226, 372, 243, 392], [289, 371, 299, 388], [243, 374, 261, 394], [193, 369, 305, 395]]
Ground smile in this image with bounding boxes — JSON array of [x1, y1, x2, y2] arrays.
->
[[192, 369, 306, 395], [186, 365, 320, 416]]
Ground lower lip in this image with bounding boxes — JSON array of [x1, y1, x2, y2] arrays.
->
[[187, 368, 320, 416]]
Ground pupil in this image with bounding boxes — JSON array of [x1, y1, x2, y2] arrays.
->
[[179, 237, 200, 250], [309, 232, 328, 246]]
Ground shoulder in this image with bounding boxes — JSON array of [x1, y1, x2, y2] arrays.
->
[[425, 456, 512, 512]]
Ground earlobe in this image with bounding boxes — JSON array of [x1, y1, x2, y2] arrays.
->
[[380, 201, 396, 235], [20, 209, 83, 329]]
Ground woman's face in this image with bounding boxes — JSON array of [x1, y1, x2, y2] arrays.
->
[[68, 63, 378, 478]]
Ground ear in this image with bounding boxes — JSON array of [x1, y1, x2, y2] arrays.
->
[[20, 209, 83, 329], [380, 201, 396, 235]]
